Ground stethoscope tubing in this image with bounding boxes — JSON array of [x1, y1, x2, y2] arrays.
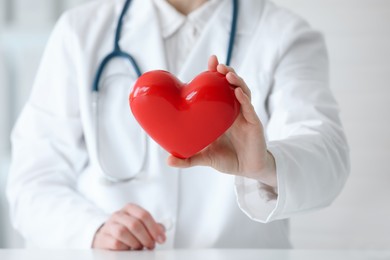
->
[[92, 0, 239, 183]]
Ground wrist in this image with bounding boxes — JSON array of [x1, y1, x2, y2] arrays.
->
[[254, 151, 277, 188]]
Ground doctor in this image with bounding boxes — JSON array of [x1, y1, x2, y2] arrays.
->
[[7, 0, 349, 251]]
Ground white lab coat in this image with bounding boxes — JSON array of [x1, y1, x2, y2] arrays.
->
[[7, 0, 349, 249]]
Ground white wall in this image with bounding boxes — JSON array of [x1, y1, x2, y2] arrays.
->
[[273, 0, 390, 249], [0, 0, 389, 249], [0, 55, 8, 157], [0, 1, 5, 26]]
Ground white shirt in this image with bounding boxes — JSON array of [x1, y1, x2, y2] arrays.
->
[[153, 0, 222, 74]]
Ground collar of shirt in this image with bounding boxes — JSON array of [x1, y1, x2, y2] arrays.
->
[[152, 0, 223, 39]]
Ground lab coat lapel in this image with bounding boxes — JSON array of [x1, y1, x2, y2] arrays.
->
[[178, 0, 266, 82], [120, 0, 168, 73]]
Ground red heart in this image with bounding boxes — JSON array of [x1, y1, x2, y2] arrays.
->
[[129, 70, 240, 159]]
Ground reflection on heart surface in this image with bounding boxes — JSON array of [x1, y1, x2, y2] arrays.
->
[[130, 70, 240, 159]]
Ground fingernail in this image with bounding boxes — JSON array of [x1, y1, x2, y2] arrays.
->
[[157, 235, 165, 244], [159, 224, 166, 232], [226, 72, 233, 80], [230, 72, 238, 79]]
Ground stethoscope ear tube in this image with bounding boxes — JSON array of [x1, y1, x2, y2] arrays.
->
[[226, 0, 239, 66], [114, 0, 133, 52], [92, 0, 239, 183]]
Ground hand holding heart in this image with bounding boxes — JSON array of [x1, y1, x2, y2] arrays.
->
[[168, 56, 277, 188]]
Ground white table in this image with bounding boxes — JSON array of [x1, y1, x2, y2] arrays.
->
[[0, 249, 389, 260]]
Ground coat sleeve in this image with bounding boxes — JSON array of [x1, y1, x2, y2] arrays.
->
[[235, 16, 350, 223], [6, 13, 109, 248]]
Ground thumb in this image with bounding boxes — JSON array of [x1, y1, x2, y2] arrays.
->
[[167, 152, 212, 169], [208, 55, 219, 72], [158, 223, 166, 232]]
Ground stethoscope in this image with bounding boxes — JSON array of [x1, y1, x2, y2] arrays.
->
[[92, 0, 239, 183]]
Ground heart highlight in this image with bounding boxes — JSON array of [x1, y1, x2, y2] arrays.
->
[[130, 70, 240, 159]]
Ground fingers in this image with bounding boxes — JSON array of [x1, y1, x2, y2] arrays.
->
[[106, 235, 131, 251], [113, 211, 155, 250], [92, 204, 166, 251], [123, 204, 166, 244], [208, 55, 235, 75], [158, 223, 166, 233], [167, 151, 211, 169], [235, 87, 260, 125], [93, 229, 130, 251], [216, 64, 256, 124], [216, 63, 235, 75], [226, 72, 252, 100], [108, 222, 142, 250], [208, 55, 219, 71], [216, 64, 252, 100], [167, 154, 192, 168]]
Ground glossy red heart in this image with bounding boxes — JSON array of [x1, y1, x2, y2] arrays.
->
[[129, 70, 240, 159]]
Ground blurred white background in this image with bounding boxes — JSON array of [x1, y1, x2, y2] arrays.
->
[[0, 0, 389, 249]]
